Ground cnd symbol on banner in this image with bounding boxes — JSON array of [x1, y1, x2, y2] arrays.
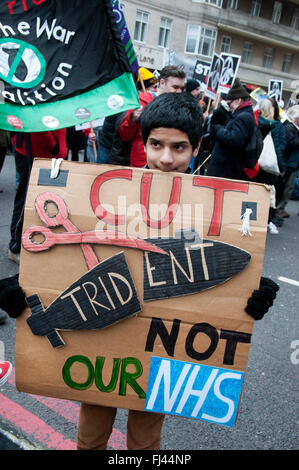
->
[[0, 38, 46, 88]]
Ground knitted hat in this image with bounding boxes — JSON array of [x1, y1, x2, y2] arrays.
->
[[226, 78, 250, 101], [137, 67, 157, 90], [185, 79, 200, 93]]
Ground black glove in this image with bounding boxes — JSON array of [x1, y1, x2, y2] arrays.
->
[[0, 274, 27, 318], [50, 142, 60, 156], [213, 124, 224, 134], [245, 277, 280, 320]]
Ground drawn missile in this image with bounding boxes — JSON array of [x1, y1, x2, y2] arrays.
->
[[143, 229, 251, 301], [26, 252, 141, 348]]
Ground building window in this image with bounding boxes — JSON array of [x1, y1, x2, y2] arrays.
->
[[227, 0, 238, 8], [272, 1, 282, 24], [291, 8, 299, 29], [185, 25, 199, 53], [199, 28, 217, 56], [282, 53, 292, 73], [185, 25, 217, 57], [250, 1, 261, 17], [263, 47, 274, 68], [204, 0, 223, 7], [220, 36, 231, 53], [242, 42, 253, 64], [134, 10, 149, 42], [158, 17, 172, 48]]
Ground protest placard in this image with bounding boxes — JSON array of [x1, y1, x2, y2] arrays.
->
[[192, 59, 210, 91], [219, 53, 241, 95], [268, 79, 283, 103], [205, 54, 223, 100], [16, 160, 270, 427]]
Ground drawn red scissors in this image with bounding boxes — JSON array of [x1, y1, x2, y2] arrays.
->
[[22, 192, 167, 269]]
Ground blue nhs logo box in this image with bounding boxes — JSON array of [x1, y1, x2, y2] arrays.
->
[[145, 357, 245, 427]]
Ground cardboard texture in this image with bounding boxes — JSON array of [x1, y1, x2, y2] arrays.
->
[[16, 160, 270, 426]]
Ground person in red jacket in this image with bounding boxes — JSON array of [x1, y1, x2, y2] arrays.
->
[[119, 91, 155, 167], [11, 130, 67, 160], [119, 65, 186, 168], [8, 129, 67, 264]]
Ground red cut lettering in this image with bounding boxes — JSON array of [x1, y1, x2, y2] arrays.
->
[[193, 177, 249, 236], [140, 173, 182, 229], [90, 169, 132, 225]]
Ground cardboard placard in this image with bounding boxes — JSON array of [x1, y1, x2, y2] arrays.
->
[[16, 160, 270, 427]]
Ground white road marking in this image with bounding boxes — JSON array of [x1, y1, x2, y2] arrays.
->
[[0, 340, 4, 361], [278, 276, 299, 287]]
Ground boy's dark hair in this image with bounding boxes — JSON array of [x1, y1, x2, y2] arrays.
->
[[141, 92, 203, 150], [159, 65, 186, 82]]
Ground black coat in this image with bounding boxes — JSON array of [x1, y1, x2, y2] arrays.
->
[[207, 103, 255, 180], [283, 120, 299, 171], [98, 114, 119, 150], [209, 104, 231, 153], [109, 112, 131, 166]]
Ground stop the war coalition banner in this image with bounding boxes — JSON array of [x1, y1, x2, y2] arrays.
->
[[16, 160, 270, 427], [0, 0, 139, 131]]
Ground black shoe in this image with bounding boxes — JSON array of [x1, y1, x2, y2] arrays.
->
[[271, 217, 284, 227], [0, 310, 8, 324], [8, 249, 20, 265]]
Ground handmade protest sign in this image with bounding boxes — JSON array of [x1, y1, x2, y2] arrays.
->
[[16, 160, 270, 427], [0, 0, 139, 132]]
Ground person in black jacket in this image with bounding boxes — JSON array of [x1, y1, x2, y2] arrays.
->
[[96, 114, 120, 163], [275, 105, 299, 218], [0, 130, 10, 193], [207, 78, 255, 180], [109, 112, 132, 166]]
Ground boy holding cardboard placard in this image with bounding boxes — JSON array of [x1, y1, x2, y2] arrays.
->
[[76, 93, 203, 450], [76, 92, 279, 450]]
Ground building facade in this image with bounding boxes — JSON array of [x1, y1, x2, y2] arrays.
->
[[121, 0, 299, 103]]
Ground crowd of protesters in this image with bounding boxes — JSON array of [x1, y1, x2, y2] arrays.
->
[[1, 65, 298, 245], [82, 66, 299, 236], [0, 67, 297, 446]]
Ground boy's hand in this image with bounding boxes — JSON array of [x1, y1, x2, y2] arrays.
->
[[0, 274, 27, 318], [245, 277, 280, 320]]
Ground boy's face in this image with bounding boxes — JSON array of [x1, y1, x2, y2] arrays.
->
[[146, 127, 200, 173]]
